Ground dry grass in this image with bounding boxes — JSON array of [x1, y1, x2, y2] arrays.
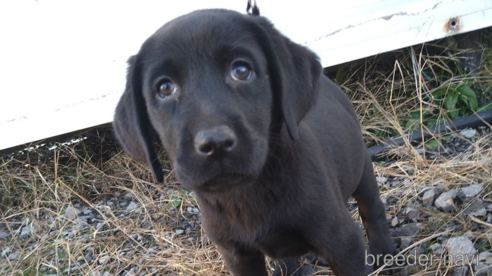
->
[[1, 29, 492, 275]]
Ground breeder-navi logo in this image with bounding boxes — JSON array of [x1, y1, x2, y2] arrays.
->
[[366, 250, 480, 268]]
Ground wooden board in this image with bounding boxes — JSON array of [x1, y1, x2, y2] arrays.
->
[[1, 0, 491, 151]]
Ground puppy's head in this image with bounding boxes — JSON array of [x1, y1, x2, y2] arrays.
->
[[113, 9, 321, 190]]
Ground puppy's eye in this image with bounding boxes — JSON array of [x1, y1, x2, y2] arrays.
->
[[156, 78, 176, 98], [231, 61, 253, 81]]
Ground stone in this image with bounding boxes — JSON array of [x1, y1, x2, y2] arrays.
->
[[391, 217, 399, 227], [422, 188, 438, 207], [446, 236, 477, 258], [453, 266, 468, 276], [65, 206, 81, 220], [474, 263, 488, 276], [1, 247, 20, 261], [457, 184, 484, 200], [463, 200, 486, 217], [376, 176, 388, 184], [1, 247, 11, 258], [7, 250, 20, 261], [98, 255, 109, 264], [471, 207, 487, 217], [478, 252, 492, 263], [405, 207, 420, 222], [400, 237, 413, 249], [0, 231, 10, 239], [460, 128, 476, 138], [435, 189, 457, 212], [126, 201, 139, 211], [20, 225, 37, 238], [82, 207, 93, 215], [429, 243, 442, 252], [123, 267, 137, 276]]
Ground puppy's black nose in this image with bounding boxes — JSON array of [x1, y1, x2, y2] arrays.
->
[[194, 126, 237, 158]]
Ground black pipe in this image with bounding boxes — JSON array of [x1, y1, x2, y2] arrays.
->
[[368, 110, 492, 161]]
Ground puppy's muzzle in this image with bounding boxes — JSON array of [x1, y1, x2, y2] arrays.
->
[[194, 126, 237, 159]]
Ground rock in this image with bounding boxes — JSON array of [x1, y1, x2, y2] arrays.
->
[[463, 200, 486, 217], [401, 223, 419, 236], [402, 178, 411, 187], [1, 247, 11, 258], [405, 207, 420, 222], [463, 231, 474, 239], [460, 128, 476, 138], [7, 250, 20, 261], [124, 192, 134, 199], [422, 188, 438, 207], [435, 189, 457, 212], [391, 217, 399, 227], [74, 216, 91, 231], [82, 207, 93, 215], [400, 237, 413, 249], [392, 223, 419, 238], [20, 225, 37, 238], [478, 251, 492, 263], [0, 231, 10, 239], [126, 201, 139, 211], [457, 184, 484, 200], [65, 206, 81, 220], [175, 229, 184, 235], [446, 236, 477, 258], [474, 263, 488, 276], [84, 252, 94, 262], [453, 266, 468, 276], [376, 176, 388, 184], [123, 267, 137, 276], [471, 208, 487, 217], [98, 255, 110, 264], [1, 247, 20, 261], [429, 243, 442, 252]]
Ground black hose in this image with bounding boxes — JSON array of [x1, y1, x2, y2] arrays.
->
[[368, 110, 492, 161]]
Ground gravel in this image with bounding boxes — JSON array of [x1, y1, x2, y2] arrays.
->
[[1, 127, 491, 275]]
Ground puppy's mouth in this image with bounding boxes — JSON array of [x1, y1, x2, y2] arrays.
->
[[201, 173, 256, 191]]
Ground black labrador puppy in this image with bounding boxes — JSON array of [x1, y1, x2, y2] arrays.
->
[[113, 9, 397, 276]]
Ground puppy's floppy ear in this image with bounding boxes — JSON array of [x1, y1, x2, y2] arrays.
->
[[113, 56, 164, 182], [252, 19, 322, 140]]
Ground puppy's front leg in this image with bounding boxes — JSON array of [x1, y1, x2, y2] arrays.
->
[[219, 247, 268, 276], [318, 219, 373, 276]]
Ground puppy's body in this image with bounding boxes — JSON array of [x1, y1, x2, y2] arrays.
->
[[114, 9, 396, 276]]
